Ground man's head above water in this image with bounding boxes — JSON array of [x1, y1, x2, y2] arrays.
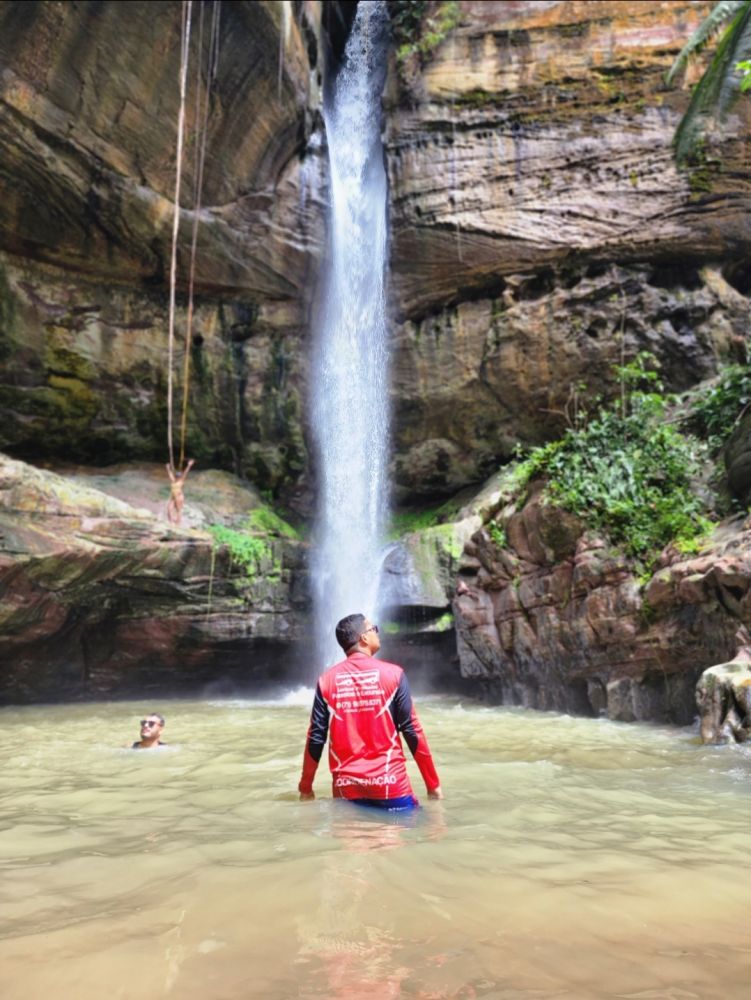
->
[[335, 613, 380, 655], [134, 713, 165, 748]]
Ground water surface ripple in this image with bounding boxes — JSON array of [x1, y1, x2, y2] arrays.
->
[[1, 697, 750, 999]]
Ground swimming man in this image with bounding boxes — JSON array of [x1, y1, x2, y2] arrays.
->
[[131, 713, 166, 749]]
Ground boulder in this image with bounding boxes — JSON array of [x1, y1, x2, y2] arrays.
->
[[0, 452, 312, 702], [696, 630, 751, 743]]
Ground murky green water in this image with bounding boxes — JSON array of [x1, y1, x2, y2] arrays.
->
[[1, 694, 750, 999]]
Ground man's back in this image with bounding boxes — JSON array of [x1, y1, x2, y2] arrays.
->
[[318, 651, 412, 799], [300, 649, 440, 804]]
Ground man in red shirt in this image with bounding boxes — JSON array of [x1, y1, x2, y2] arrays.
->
[[298, 613, 443, 809]]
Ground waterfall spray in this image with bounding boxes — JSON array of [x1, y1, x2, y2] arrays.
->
[[311, 0, 391, 665]]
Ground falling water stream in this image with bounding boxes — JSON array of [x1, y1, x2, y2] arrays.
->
[[311, 0, 391, 664]]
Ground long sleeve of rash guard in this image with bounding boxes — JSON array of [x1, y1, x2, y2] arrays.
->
[[298, 683, 329, 794], [390, 673, 441, 792]]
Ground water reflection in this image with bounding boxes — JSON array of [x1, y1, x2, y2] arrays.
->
[[297, 802, 448, 999], [315, 799, 447, 853]]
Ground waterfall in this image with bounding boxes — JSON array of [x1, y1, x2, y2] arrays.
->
[[311, 0, 391, 665]]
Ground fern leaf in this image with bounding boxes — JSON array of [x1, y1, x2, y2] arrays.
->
[[674, 1, 751, 162], [667, 0, 747, 84]]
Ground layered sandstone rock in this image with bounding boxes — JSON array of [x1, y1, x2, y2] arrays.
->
[[0, 0, 326, 500], [3, 1, 748, 508], [385, 0, 751, 498], [0, 453, 311, 702], [453, 477, 751, 723]]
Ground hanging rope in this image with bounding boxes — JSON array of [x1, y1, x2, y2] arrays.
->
[[278, 0, 289, 100], [166, 0, 193, 472], [178, 0, 221, 468]]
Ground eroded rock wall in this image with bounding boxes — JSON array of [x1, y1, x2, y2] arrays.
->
[[453, 482, 751, 723], [385, 0, 751, 499], [0, 0, 326, 502]]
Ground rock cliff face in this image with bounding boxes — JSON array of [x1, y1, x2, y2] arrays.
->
[[0, 0, 326, 502], [385, 0, 751, 498], [4, 1, 749, 506], [453, 476, 751, 724]]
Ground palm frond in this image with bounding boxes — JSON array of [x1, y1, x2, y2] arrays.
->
[[667, 0, 747, 84], [674, 1, 751, 162]]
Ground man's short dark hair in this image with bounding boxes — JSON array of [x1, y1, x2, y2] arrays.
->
[[335, 613, 367, 652], [149, 713, 165, 726]]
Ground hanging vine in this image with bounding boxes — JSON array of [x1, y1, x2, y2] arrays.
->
[[167, 0, 221, 471]]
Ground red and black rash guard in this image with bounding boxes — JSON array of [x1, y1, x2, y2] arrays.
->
[[298, 651, 441, 801]]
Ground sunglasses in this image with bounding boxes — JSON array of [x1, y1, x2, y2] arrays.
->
[[140, 719, 161, 728], [360, 625, 379, 637]]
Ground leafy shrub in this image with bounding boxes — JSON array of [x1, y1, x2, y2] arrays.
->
[[208, 525, 270, 581], [390, 1, 460, 67], [487, 521, 507, 548], [687, 364, 751, 452], [514, 354, 712, 560]]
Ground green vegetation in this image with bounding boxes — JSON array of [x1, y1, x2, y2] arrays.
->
[[667, 0, 751, 162], [390, 1, 460, 67], [380, 614, 454, 635], [207, 502, 299, 582], [245, 504, 300, 539], [686, 363, 751, 452], [388, 494, 466, 539], [455, 88, 497, 109], [389, 507, 442, 538], [432, 521, 466, 561], [434, 611, 455, 632], [511, 353, 712, 560], [487, 521, 507, 548], [207, 524, 272, 582]]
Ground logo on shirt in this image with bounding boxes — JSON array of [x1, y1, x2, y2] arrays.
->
[[335, 672, 379, 688]]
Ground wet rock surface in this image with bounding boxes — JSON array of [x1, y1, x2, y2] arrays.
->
[[452, 481, 751, 723], [0, 453, 311, 703]]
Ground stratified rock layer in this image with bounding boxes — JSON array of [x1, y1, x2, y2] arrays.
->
[[453, 477, 751, 723], [0, 0, 326, 502], [385, 0, 751, 498], [0, 453, 311, 702]]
